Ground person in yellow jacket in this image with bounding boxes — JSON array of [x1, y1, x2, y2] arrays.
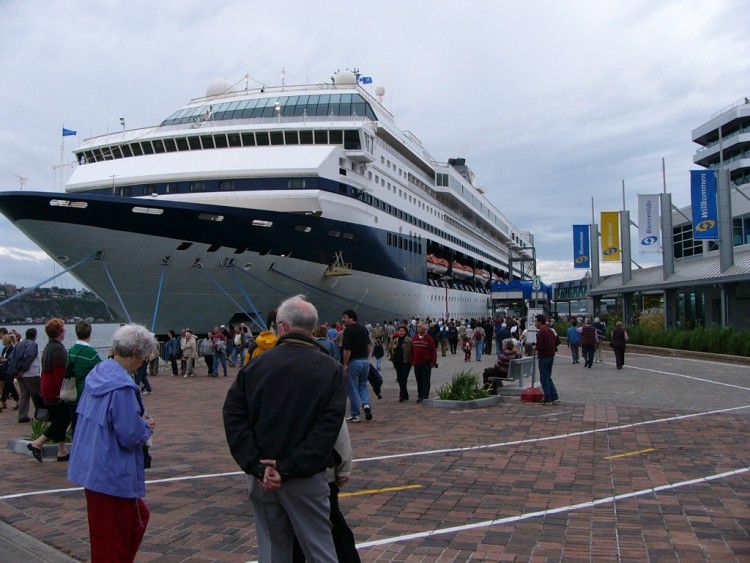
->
[[243, 309, 278, 365]]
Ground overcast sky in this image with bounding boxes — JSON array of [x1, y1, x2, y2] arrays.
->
[[1, 0, 749, 292]]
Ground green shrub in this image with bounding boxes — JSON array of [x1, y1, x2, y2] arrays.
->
[[28, 419, 71, 443], [436, 370, 489, 401]]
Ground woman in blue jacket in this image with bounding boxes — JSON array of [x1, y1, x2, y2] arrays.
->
[[68, 324, 157, 563]]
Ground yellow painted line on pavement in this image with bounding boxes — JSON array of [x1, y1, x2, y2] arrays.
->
[[341, 484, 422, 497], [604, 447, 656, 460]]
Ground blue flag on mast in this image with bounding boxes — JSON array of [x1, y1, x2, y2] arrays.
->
[[358, 76, 373, 84], [572, 224, 591, 268], [62, 128, 77, 137], [690, 170, 719, 240]]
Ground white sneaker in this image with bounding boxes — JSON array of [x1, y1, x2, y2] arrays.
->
[[345, 416, 360, 423]]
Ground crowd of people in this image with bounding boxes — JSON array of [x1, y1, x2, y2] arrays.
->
[[0, 301, 628, 562]]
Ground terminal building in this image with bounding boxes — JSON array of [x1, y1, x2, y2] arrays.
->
[[562, 97, 750, 330]]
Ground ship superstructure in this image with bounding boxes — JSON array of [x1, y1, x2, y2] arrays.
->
[[0, 70, 534, 333]]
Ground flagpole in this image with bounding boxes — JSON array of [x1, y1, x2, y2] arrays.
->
[[662, 157, 667, 193]]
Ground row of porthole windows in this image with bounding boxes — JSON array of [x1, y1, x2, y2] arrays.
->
[[386, 233, 422, 254], [370, 171, 440, 220], [380, 155, 404, 178], [76, 129, 362, 164], [429, 294, 488, 301]]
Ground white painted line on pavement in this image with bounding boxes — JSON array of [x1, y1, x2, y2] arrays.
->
[[355, 403, 750, 463], [3, 404, 749, 501], [355, 465, 750, 549], [620, 363, 750, 392]]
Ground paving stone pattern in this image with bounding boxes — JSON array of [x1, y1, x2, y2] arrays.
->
[[1, 346, 749, 561]]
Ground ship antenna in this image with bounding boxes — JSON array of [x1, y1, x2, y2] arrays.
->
[[15, 175, 27, 190], [281, 67, 285, 91]]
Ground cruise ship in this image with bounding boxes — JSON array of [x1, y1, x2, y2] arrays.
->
[[0, 70, 535, 335]]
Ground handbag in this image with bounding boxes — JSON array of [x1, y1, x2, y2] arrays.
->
[[60, 350, 83, 402], [34, 406, 50, 421], [32, 394, 49, 421], [60, 375, 77, 402]]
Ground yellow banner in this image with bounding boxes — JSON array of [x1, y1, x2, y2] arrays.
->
[[600, 211, 621, 262]]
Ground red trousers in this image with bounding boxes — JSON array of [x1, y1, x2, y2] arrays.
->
[[85, 489, 150, 562]]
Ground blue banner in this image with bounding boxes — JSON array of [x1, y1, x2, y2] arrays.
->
[[572, 224, 590, 269], [62, 127, 77, 136], [359, 76, 373, 84], [690, 170, 718, 240]]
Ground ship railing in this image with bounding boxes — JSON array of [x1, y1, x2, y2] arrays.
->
[[156, 113, 376, 133]]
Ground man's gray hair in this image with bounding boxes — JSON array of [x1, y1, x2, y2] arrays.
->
[[276, 294, 318, 332], [112, 324, 158, 359]]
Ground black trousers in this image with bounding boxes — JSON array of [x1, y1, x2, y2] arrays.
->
[[292, 482, 360, 562], [44, 402, 71, 443]]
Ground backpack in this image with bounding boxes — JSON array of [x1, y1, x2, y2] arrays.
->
[[475, 330, 483, 341]]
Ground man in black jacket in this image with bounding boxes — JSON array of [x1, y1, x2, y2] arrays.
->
[[223, 295, 346, 562]]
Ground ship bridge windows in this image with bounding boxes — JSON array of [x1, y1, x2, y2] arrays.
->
[[219, 180, 234, 191], [214, 134, 228, 148], [270, 131, 284, 145], [76, 127, 361, 164], [190, 182, 205, 192]]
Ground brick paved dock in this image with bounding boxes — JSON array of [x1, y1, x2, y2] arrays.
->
[[1, 345, 749, 561]]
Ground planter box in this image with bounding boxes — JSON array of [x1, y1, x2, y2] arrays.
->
[[421, 395, 503, 409]]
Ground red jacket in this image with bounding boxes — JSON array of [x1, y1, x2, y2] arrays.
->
[[41, 340, 67, 404], [410, 333, 437, 366], [535, 325, 557, 358]]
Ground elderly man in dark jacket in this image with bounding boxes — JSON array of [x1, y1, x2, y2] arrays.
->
[[223, 294, 346, 562]]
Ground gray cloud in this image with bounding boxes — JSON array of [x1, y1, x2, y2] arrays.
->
[[1, 0, 749, 289]]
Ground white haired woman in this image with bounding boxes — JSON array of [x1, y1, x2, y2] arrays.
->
[[68, 323, 158, 563]]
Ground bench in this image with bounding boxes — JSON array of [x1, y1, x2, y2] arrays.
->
[[487, 356, 535, 390]]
